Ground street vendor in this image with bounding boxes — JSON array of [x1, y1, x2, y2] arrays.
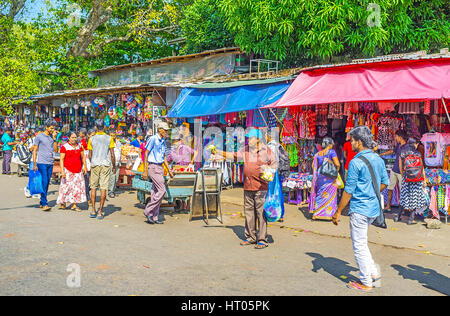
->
[[167, 133, 197, 167], [215, 128, 278, 249], [142, 122, 174, 225]]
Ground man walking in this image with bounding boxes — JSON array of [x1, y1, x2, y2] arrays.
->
[[32, 119, 58, 211], [217, 128, 277, 249], [108, 129, 122, 198], [142, 122, 174, 224], [2, 128, 19, 175], [379, 130, 408, 212], [87, 120, 116, 220], [332, 126, 389, 292]]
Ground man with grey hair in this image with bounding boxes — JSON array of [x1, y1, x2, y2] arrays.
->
[[332, 125, 389, 292]]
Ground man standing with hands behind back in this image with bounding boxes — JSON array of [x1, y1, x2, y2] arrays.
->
[[143, 122, 174, 225], [32, 119, 59, 211]]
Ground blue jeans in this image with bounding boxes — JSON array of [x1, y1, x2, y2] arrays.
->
[[37, 163, 53, 207]]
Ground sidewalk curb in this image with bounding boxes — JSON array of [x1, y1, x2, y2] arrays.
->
[[221, 201, 450, 258]]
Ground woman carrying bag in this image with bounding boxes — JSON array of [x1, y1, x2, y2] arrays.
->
[[309, 137, 341, 220]]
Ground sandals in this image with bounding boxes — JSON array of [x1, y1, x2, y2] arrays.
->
[[71, 205, 82, 212], [254, 242, 268, 249], [240, 239, 256, 246], [347, 281, 373, 292], [97, 212, 104, 220], [89, 212, 97, 218]]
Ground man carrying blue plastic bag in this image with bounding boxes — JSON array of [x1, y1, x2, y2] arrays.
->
[[216, 128, 277, 249]]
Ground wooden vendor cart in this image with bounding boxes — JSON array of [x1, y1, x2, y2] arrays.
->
[[132, 172, 197, 211], [132, 168, 223, 224]]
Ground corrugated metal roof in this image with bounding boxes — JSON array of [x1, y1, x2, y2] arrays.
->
[[186, 76, 294, 89], [90, 47, 241, 75]]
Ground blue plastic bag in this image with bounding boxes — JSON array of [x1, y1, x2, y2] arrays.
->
[[264, 171, 284, 222], [28, 169, 44, 195]]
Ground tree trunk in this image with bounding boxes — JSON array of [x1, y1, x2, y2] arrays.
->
[[67, 1, 113, 58]]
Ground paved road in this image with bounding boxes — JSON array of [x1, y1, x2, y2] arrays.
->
[[0, 174, 449, 296]]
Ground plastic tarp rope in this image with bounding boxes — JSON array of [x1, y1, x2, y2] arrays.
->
[[269, 59, 450, 108], [167, 82, 290, 118]]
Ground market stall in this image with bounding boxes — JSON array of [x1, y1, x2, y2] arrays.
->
[[167, 79, 292, 187], [268, 56, 450, 222]]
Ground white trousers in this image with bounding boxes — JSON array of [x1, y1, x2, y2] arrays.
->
[[349, 212, 379, 286]]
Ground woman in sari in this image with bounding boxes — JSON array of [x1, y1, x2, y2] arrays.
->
[[309, 137, 341, 220]]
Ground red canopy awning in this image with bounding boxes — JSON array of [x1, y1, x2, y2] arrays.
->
[[269, 58, 450, 108]]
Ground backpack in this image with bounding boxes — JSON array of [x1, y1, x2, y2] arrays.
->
[[277, 144, 291, 178], [404, 153, 424, 182], [16, 144, 32, 164]]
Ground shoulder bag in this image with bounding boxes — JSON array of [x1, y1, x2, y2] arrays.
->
[[357, 155, 387, 229], [318, 152, 338, 179]]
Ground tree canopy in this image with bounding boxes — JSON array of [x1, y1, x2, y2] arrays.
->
[[0, 0, 449, 113], [219, 0, 450, 66]]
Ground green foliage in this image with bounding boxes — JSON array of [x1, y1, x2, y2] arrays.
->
[[179, 0, 235, 54], [219, 0, 450, 67], [0, 17, 41, 114]]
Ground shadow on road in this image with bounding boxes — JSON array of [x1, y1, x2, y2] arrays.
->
[[202, 225, 274, 244], [391, 264, 450, 296], [103, 204, 122, 217], [305, 252, 359, 283]]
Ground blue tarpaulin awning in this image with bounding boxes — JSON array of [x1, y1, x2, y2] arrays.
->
[[167, 82, 290, 118]]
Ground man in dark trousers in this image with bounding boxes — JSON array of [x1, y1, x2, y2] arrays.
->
[[1, 128, 18, 175], [216, 128, 277, 249]]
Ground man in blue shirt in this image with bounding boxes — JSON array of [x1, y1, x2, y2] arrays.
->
[[2, 128, 19, 175], [142, 122, 174, 224], [332, 126, 389, 292]]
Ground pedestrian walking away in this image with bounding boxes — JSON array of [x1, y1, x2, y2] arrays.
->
[[333, 126, 389, 292], [57, 131, 88, 211], [32, 119, 58, 211], [310, 137, 341, 221], [397, 137, 428, 225], [1, 128, 19, 175], [142, 122, 174, 225], [379, 130, 408, 213], [108, 129, 122, 198], [216, 128, 277, 249], [88, 119, 116, 220]]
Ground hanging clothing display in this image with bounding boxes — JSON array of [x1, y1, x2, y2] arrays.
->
[[421, 132, 450, 167], [377, 102, 395, 114], [328, 103, 344, 119], [398, 102, 420, 114], [253, 108, 268, 127]]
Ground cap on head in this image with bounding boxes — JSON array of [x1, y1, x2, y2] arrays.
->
[[245, 129, 262, 139], [158, 122, 170, 131]]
